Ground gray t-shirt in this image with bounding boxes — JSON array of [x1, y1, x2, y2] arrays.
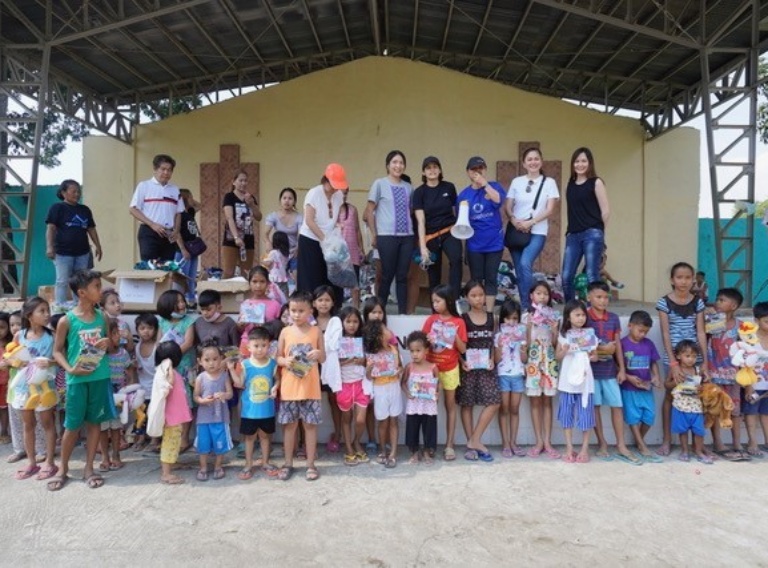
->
[[265, 211, 303, 257], [368, 177, 414, 237], [193, 316, 239, 349], [196, 371, 230, 425]]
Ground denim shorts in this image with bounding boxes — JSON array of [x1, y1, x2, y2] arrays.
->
[[498, 374, 525, 393]]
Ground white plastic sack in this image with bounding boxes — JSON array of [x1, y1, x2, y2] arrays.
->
[[321, 227, 357, 288]]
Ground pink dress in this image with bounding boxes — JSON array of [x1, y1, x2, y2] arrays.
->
[[165, 370, 192, 427], [338, 203, 363, 266]]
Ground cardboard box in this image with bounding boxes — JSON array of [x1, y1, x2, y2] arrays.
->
[[111, 270, 187, 312], [196, 278, 250, 314]]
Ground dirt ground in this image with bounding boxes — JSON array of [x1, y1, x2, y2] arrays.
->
[[2, 443, 767, 567]]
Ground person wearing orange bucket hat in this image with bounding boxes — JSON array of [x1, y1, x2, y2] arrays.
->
[[296, 163, 349, 306]]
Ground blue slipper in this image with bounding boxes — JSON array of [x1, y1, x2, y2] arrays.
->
[[641, 453, 663, 463], [614, 452, 643, 466], [595, 451, 614, 462], [476, 450, 494, 462]]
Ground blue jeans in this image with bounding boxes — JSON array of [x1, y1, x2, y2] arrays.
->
[[54, 253, 91, 304], [174, 252, 199, 303], [509, 234, 546, 311], [561, 228, 604, 301]]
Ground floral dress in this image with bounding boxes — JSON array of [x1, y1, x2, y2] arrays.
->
[[523, 312, 559, 396]]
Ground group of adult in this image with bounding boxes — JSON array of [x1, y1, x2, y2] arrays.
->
[[46, 149, 610, 309], [297, 147, 611, 312]]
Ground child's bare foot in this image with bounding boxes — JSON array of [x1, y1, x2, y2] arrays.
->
[[424, 450, 435, 465], [407, 452, 420, 465], [527, 444, 544, 457], [109, 460, 125, 470], [656, 443, 671, 456], [98, 461, 110, 472]]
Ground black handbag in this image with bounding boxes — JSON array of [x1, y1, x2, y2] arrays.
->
[[504, 176, 546, 250], [184, 237, 207, 257]]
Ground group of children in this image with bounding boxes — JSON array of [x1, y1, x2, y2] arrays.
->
[[2, 260, 767, 489]]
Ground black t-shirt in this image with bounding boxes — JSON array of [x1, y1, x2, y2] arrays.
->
[[222, 191, 255, 249], [179, 208, 201, 242], [566, 177, 604, 234], [44, 202, 95, 256], [411, 181, 458, 235]]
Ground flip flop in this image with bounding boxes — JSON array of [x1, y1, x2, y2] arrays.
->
[[46, 475, 69, 491], [713, 449, 748, 462], [160, 475, 184, 485], [98, 463, 110, 473], [595, 451, 614, 462], [196, 470, 209, 482], [262, 464, 280, 478], [641, 453, 664, 463], [512, 447, 527, 457], [36, 464, 59, 481], [344, 453, 359, 466], [377, 453, 387, 465], [746, 448, 764, 458], [696, 454, 714, 465], [678, 452, 691, 462], [464, 449, 479, 461], [614, 452, 643, 466], [384, 458, 397, 469], [306, 467, 320, 480], [501, 448, 514, 459], [237, 468, 253, 481], [443, 447, 456, 461], [15, 465, 40, 480], [85, 474, 104, 489], [355, 451, 370, 464], [109, 461, 125, 471], [213, 468, 226, 480], [6, 451, 26, 464], [527, 447, 543, 458], [576, 453, 590, 463], [277, 466, 294, 481], [476, 450, 494, 462], [544, 448, 561, 460], [562, 452, 577, 463], [655, 444, 671, 457]]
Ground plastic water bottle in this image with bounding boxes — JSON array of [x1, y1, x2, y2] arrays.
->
[[239, 246, 246, 262]]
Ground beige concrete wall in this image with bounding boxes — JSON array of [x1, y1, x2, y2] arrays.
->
[[643, 127, 701, 299], [82, 135, 135, 272], [84, 56, 698, 302]]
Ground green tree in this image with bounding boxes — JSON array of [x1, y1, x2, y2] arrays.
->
[[758, 59, 768, 144], [5, 109, 89, 168], [140, 95, 202, 122]]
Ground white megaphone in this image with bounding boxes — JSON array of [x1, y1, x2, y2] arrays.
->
[[451, 200, 474, 240]]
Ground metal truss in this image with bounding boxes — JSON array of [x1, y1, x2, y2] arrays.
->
[[700, 1, 761, 304]]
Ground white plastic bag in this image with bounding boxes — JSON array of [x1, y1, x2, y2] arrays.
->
[[321, 227, 357, 288]]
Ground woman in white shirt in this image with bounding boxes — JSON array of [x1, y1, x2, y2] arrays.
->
[[504, 148, 560, 311], [296, 163, 348, 306]]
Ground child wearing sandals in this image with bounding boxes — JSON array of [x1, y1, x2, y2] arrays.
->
[[150, 341, 192, 485], [556, 300, 597, 463], [422, 284, 466, 462], [665, 340, 713, 465], [365, 319, 403, 468], [276, 291, 325, 482], [332, 307, 371, 466], [495, 299, 528, 458], [402, 331, 439, 465], [133, 313, 159, 452], [620, 311, 663, 463], [99, 319, 135, 472], [229, 326, 280, 480], [193, 341, 234, 481], [523, 280, 561, 459]]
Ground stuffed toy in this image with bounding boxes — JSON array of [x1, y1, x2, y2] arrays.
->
[[2, 341, 30, 368], [114, 384, 147, 429], [22, 358, 58, 411], [699, 382, 734, 429], [729, 321, 761, 387]]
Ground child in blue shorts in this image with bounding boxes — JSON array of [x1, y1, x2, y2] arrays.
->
[[742, 302, 768, 456], [494, 299, 528, 458], [193, 341, 234, 481], [620, 311, 662, 462], [665, 340, 713, 464]]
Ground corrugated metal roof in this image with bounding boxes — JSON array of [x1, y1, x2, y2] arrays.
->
[[1, 0, 766, 114]]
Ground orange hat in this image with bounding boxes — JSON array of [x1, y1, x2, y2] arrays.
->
[[324, 163, 348, 190]]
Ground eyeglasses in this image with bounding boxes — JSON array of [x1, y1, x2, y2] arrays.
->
[[526, 180, 534, 193], [327, 201, 333, 216]]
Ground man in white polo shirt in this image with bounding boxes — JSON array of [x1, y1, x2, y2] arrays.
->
[[129, 154, 185, 261]]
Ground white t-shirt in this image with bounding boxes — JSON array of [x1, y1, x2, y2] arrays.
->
[[506, 175, 559, 236], [299, 184, 344, 241], [129, 177, 184, 228]]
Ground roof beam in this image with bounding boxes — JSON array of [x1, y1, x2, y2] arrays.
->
[[470, 0, 494, 57], [369, 0, 381, 54], [261, 0, 295, 59], [301, 0, 324, 54], [488, 0, 533, 80], [706, 0, 752, 46], [410, 0, 419, 59], [439, 0, 455, 63], [336, 0, 351, 48], [216, 0, 276, 84], [48, 0, 213, 46], [530, 0, 701, 49]]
